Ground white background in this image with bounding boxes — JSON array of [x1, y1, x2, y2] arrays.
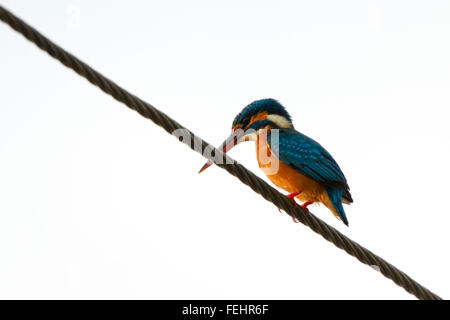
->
[[1, 0, 449, 299]]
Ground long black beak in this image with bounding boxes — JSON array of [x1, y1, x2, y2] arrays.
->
[[198, 129, 245, 173]]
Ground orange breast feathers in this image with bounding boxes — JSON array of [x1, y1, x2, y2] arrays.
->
[[255, 129, 339, 217]]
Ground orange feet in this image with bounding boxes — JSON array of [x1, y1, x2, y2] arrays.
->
[[281, 192, 309, 223], [286, 191, 301, 205], [301, 201, 313, 213], [286, 191, 301, 223], [291, 200, 313, 223]]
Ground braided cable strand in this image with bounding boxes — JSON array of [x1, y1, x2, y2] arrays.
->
[[0, 5, 441, 300]]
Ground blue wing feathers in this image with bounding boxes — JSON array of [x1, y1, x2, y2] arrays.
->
[[268, 129, 352, 225], [325, 187, 349, 226], [269, 129, 350, 191]]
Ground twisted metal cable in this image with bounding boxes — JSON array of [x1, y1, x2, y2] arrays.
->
[[0, 5, 442, 300]]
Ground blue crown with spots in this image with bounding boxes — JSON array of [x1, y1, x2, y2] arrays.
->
[[232, 98, 292, 128]]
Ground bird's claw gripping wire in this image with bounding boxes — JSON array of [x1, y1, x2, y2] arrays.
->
[[275, 191, 305, 222], [0, 5, 440, 299]]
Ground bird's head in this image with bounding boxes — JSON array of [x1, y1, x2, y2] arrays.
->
[[231, 98, 293, 133], [199, 98, 293, 173]]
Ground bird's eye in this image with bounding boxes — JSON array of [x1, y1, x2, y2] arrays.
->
[[242, 117, 250, 127]]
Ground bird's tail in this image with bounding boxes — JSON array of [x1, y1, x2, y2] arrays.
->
[[325, 187, 349, 226], [342, 189, 353, 204]]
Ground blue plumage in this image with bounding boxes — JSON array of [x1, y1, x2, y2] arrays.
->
[[325, 187, 348, 226], [200, 98, 352, 225], [232, 98, 292, 129], [268, 129, 351, 225], [269, 130, 348, 189]]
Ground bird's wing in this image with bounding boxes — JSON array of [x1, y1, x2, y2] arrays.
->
[[268, 129, 350, 191]]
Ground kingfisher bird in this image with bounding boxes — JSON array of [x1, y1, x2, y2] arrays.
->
[[199, 98, 353, 226]]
